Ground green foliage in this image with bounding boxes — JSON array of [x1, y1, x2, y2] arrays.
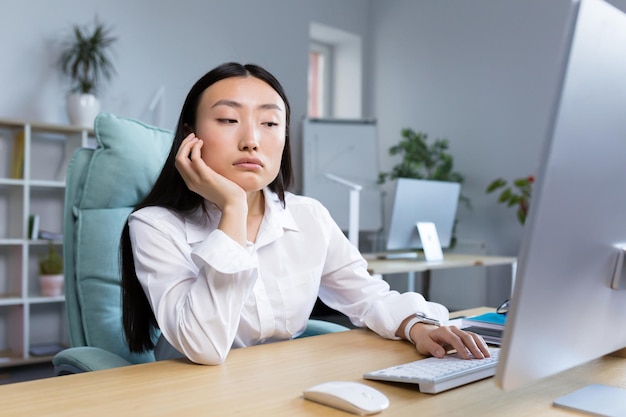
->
[[379, 129, 465, 184], [486, 175, 534, 225], [39, 242, 63, 275], [379, 128, 470, 208], [58, 17, 117, 95]]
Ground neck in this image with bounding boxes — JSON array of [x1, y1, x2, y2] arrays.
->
[[246, 190, 265, 243], [246, 190, 265, 217]]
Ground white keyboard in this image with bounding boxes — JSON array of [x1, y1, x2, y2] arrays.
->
[[363, 347, 500, 394]]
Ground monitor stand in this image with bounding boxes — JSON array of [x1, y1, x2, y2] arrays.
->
[[553, 348, 626, 416], [377, 251, 420, 260], [553, 384, 626, 416]]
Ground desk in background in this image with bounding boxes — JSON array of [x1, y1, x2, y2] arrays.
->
[[365, 253, 517, 299], [3, 307, 625, 416]]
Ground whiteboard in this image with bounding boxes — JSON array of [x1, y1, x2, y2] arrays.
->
[[302, 119, 382, 231]]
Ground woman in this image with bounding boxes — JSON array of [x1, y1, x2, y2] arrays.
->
[[120, 62, 489, 365]]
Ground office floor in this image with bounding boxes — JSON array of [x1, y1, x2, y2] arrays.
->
[[0, 362, 55, 385]]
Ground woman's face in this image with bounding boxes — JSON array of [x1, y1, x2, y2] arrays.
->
[[194, 76, 286, 193]]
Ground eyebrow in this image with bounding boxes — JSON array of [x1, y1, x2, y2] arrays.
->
[[211, 99, 283, 112]]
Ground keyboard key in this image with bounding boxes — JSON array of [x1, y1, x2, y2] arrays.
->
[[364, 347, 500, 394]]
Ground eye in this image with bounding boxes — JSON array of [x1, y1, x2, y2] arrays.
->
[[217, 118, 238, 124], [263, 121, 279, 127]]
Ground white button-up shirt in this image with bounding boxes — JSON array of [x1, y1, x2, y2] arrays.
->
[[128, 188, 448, 365]]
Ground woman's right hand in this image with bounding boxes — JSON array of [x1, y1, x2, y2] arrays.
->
[[175, 134, 248, 245], [174, 133, 246, 210]]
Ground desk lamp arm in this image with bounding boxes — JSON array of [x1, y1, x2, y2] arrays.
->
[[325, 173, 362, 248]]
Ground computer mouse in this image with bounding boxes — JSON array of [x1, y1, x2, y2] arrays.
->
[[303, 380, 390, 415]]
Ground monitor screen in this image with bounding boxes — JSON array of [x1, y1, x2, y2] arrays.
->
[[495, 0, 626, 397], [385, 178, 460, 251]]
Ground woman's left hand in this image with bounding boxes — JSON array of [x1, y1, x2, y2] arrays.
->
[[411, 324, 490, 359]]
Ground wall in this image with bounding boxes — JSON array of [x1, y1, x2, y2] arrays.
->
[[0, 0, 371, 191], [3, 0, 626, 306], [369, 0, 626, 304]]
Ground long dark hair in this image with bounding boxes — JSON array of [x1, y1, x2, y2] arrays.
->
[[121, 62, 293, 353]]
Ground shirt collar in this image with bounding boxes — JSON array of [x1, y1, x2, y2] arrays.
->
[[255, 188, 299, 248], [184, 188, 299, 244]]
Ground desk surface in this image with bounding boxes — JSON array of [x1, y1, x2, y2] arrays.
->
[[364, 252, 517, 275], [3, 308, 625, 417]]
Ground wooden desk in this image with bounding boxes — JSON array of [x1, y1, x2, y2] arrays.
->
[[365, 253, 517, 297], [2, 309, 625, 416]]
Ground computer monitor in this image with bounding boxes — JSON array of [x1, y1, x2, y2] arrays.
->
[[385, 178, 460, 251], [495, 0, 626, 408]]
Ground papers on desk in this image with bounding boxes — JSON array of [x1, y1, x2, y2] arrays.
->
[[461, 312, 506, 346], [463, 312, 506, 329]]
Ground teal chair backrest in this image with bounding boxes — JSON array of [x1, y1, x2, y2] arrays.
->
[[63, 113, 173, 364]]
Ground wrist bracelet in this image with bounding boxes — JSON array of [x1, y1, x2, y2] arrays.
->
[[404, 316, 422, 344], [404, 314, 441, 344]]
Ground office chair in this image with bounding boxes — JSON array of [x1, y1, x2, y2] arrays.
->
[[52, 113, 348, 376]]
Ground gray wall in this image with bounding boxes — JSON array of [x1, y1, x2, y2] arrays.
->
[[370, 0, 626, 303], [2, 0, 625, 305], [0, 0, 371, 192]]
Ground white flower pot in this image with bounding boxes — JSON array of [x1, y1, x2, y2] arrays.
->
[[39, 274, 64, 297], [66, 93, 100, 128]]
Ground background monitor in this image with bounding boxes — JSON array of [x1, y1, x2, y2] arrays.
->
[[386, 178, 460, 251], [495, 0, 626, 405]]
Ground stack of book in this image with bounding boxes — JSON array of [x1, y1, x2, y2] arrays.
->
[[461, 312, 506, 345], [28, 214, 63, 241], [10, 132, 25, 179]]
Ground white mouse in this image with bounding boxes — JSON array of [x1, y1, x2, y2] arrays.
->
[[303, 380, 390, 415]]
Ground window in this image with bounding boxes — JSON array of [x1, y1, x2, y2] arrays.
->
[[309, 22, 362, 119], [308, 42, 331, 118]]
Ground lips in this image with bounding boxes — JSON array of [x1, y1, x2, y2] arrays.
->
[[233, 157, 263, 169]]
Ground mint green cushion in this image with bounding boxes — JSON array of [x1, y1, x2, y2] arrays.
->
[[53, 346, 133, 374], [63, 148, 95, 347], [300, 319, 350, 338], [65, 113, 173, 365], [80, 113, 173, 209], [75, 208, 152, 363]]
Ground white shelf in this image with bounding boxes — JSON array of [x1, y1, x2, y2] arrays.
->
[[29, 180, 66, 188], [0, 239, 24, 245], [0, 297, 22, 307], [0, 178, 24, 186], [27, 296, 66, 304], [0, 118, 93, 367]]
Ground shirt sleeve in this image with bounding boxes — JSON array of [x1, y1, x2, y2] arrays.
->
[[128, 209, 258, 365], [314, 204, 449, 340]]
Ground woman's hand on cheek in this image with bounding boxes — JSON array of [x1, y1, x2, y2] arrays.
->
[[174, 133, 246, 210]]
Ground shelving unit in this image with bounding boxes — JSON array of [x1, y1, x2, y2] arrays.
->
[[0, 118, 94, 367]]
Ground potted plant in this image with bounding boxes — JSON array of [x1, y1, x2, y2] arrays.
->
[[39, 242, 64, 297], [486, 175, 535, 225], [58, 17, 117, 128], [379, 128, 469, 247]]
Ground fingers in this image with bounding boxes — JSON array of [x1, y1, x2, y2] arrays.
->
[[173, 134, 247, 210], [175, 134, 209, 193], [176, 133, 198, 159], [416, 326, 491, 360], [417, 335, 447, 359], [445, 326, 490, 359], [175, 134, 201, 173]]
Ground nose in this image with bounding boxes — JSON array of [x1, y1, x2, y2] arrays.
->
[[239, 121, 259, 151]]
